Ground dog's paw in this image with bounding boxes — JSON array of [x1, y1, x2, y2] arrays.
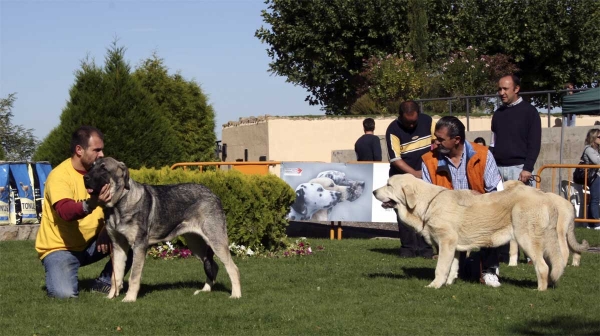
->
[[426, 281, 442, 289], [122, 295, 137, 302], [230, 288, 242, 299], [107, 289, 118, 299], [193, 284, 212, 295]]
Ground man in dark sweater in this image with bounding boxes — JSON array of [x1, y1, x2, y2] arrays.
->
[[490, 74, 542, 264], [490, 75, 542, 184], [355, 118, 382, 161]]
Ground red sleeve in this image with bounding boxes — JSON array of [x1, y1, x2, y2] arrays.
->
[[53, 199, 87, 222]]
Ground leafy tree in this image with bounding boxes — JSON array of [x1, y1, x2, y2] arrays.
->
[[256, 0, 413, 115], [433, 0, 600, 89], [0, 93, 39, 161], [133, 54, 217, 163], [438, 47, 519, 97], [256, 0, 600, 114], [407, 0, 429, 69], [358, 53, 424, 114], [34, 43, 182, 168]]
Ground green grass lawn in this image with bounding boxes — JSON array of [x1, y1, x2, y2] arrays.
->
[[1, 228, 599, 335]]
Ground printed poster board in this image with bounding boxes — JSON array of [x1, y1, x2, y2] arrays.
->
[[280, 162, 397, 223]]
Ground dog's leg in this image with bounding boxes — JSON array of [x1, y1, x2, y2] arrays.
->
[[508, 239, 519, 266], [184, 233, 219, 294], [533, 258, 549, 291], [107, 235, 129, 299], [445, 251, 460, 285], [427, 239, 456, 288], [519, 240, 549, 291], [547, 245, 566, 287], [211, 242, 241, 298], [196, 214, 241, 298], [571, 252, 581, 267], [122, 243, 148, 302]]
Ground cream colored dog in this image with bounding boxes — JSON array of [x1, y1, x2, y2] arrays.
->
[[503, 180, 588, 267], [373, 174, 585, 291]]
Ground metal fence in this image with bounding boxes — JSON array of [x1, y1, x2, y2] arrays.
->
[[413, 88, 590, 131]]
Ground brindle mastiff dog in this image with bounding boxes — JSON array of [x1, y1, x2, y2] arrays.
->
[[84, 157, 241, 302]]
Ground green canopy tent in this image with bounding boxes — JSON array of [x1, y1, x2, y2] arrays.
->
[[563, 87, 600, 115], [560, 88, 600, 165]]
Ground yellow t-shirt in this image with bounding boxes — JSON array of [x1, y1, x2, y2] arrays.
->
[[35, 158, 104, 260]]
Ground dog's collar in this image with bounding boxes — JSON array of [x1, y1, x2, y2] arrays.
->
[[423, 189, 447, 218]]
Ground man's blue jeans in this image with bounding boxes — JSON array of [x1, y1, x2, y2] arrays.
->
[[498, 164, 534, 186], [41, 238, 132, 298]]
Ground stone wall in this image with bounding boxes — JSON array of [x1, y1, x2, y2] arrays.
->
[[0, 224, 38, 242]]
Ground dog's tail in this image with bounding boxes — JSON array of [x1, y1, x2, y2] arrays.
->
[[567, 220, 589, 254]]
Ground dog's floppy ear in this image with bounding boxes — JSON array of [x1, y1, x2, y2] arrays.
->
[[402, 183, 418, 210], [118, 161, 130, 190]]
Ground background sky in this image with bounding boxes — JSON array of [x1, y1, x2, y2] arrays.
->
[[0, 0, 323, 141]]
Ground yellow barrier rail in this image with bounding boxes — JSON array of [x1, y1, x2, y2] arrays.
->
[[536, 163, 600, 223], [170, 161, 281, 175]]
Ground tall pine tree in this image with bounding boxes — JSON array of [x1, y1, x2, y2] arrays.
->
[[134, 54, 217, 163], [34, 43, 182, 168]]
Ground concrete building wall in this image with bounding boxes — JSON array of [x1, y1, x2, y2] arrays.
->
[[222, 115, 600, 166], [221, 121, 269, 162]]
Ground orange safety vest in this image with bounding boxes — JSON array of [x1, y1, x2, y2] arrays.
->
[[421, 142, 488, 194]]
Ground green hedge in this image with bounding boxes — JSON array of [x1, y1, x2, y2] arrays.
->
[[130, 167, 296, 251]]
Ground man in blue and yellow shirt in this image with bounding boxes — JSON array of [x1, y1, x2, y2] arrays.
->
[[385, 101, 435, 258]]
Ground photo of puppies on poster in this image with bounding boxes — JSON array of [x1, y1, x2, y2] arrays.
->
[[280, 163, 373, 222]]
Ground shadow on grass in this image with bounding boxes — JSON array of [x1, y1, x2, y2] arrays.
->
[[367, 267, 434, 280], [78, 279, 230, 298], [510, 315, 600, 335], [499, 277, 537, 288], [368, 247, 400, 257], [138, 281, 230, 297]]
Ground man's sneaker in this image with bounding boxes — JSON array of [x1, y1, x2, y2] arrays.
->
[[587, 224, 600, 230], [90, 279, 111, 294], [482, 273, 501, 288]]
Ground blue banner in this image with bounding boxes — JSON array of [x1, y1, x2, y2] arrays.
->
[[9, 163, 37, 223], [0, 164, 9, 224], [35, 162, 52, 198]]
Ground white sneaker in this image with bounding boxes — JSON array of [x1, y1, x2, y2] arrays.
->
[[483, 273, 501, 288], [587, 225, 600, 230]]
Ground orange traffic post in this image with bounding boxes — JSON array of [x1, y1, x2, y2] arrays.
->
[[337, 221, 342, 240], [329, 221, 335, 240]]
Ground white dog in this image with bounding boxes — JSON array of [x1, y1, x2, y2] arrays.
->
[[288, 183, 342, 220], [373, 174, 588, 290], [316, 170, 349, 186]]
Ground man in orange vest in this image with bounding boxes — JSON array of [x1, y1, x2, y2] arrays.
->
[[421, 116, 504, 287]]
